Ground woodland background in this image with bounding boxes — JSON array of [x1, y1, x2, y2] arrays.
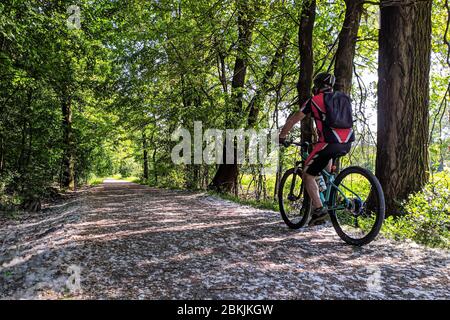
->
[[0, 0, 449, 247]]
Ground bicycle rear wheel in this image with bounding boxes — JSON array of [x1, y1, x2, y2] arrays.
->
[[278, 168, 311, 229], [329, 166, 385, 246]]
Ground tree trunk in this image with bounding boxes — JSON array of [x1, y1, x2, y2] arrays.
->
[[152, 148, 158, 184], [0, 135, 4, 172], [17, 108, 27, 173], [61, 96, 75, 190], [333, 0, 364, 172], [297, 0, 316, 144], [376, 0, 432, 215], [17, 89, 33, 176], [25, 120, 33, 167], [142, 131, 149, 181], [247, 32, 290, 127], [273, 77, 283, 200], [334, 0, 364, 94], [209, 1, 255, 193], [216, 42, 228, 94]]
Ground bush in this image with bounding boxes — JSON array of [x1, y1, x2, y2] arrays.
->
[[118, 158, 141, 178], [381, 170, 450, 249], [0, 171, 20, 212]]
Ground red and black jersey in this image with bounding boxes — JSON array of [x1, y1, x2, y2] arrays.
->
[[300, 92, 355, 144]]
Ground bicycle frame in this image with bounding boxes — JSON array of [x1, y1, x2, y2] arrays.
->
[[281, 141, 385, 245], [292, 144, 362, 212]]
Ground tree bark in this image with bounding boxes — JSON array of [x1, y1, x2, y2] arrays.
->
[[0, 135, 4, 172], [376, 0, 432, 215], [297, 0, 316, 144], [142, 131, 149, 181], [273, 74, 284, 200], [333, 0, 364, 172], [334, 0, 364, 94], [61, 95, 75, 190], [217, 49, 228, 94], [229, 2, 253, 120], [209, 1, 255, 193], [152, 148, 158, 185], [247, 32, 290, 128]]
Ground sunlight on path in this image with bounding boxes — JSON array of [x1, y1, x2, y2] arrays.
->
[[102, 179, 129, 184], [0, 180, 449, 300]]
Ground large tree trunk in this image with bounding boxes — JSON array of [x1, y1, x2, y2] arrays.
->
[[0, 135, 4, 172], [61, 96, 75, 190], [376, 0, 432, 215], [142, 131, 149, 181], [297, 0, 316, 144], [334, 0, 364, 94], [209, 1, 254, 193], [152, 148, 158, 184], [333, 0, 364, 172]]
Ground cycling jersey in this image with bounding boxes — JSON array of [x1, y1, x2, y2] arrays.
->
[[300, 92, 355, 144]]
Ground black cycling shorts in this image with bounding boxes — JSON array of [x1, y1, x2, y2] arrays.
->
[[304, 142, 351, 176]]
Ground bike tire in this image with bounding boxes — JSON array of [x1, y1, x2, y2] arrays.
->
[[278, 168, 311, 229], [329, 166, 385, 246]]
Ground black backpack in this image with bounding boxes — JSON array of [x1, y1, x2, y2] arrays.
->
[[322, 91, 353, 129]]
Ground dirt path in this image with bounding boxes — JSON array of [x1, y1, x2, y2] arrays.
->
[[0, 179, 449, 299]]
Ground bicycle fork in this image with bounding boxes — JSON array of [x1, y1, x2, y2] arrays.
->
[[288, 161, 303, 201]]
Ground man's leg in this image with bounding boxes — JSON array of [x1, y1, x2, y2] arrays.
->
[[303, 143, 332, 226], [303, 171, 329, 226], [303, 158, 333, 208], [325, 159, 332, 172], [302, 172, 322, 209]]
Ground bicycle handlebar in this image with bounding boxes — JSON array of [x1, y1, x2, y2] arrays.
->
[[284, 140, 309, 149]]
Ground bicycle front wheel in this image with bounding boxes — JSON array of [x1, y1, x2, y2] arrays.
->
[[329, 166, 385, 246], [278, 168, 311, 229]]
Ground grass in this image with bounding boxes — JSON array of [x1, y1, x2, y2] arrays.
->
[[380, 170, 450, 249], [120, 176, 140, 183], [208, 191, 279, 212], [87, 174, 140, 186], [239, 173, 277, 200], [215, 170, 450, 249], [87, 176, 105, 186], [0, 193, 22, 219]]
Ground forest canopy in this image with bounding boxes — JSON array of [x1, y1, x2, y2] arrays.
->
[[0, 0, 449, 227]]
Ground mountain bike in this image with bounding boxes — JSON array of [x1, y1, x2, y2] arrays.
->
[[278, 141, 385, 246]]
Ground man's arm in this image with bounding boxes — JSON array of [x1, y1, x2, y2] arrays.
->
[[279, 111, 306, 139]]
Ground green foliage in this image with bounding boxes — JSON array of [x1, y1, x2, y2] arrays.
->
[[381, 171, 450, 249], [0, 0, 449, 251], [0, 171, 20, 212], [87, 176, 104, 187], [0, 0, 125, 206], [118, 158, 140, 178], [208, 191, 279, 212]]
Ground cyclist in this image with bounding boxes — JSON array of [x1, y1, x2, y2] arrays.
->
[[279, 73, 355, 226]]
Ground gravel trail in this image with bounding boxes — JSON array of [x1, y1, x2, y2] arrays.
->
[[1, 179, 448, 299]]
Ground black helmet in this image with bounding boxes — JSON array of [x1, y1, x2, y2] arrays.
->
[[313, 72, 336, 92]]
